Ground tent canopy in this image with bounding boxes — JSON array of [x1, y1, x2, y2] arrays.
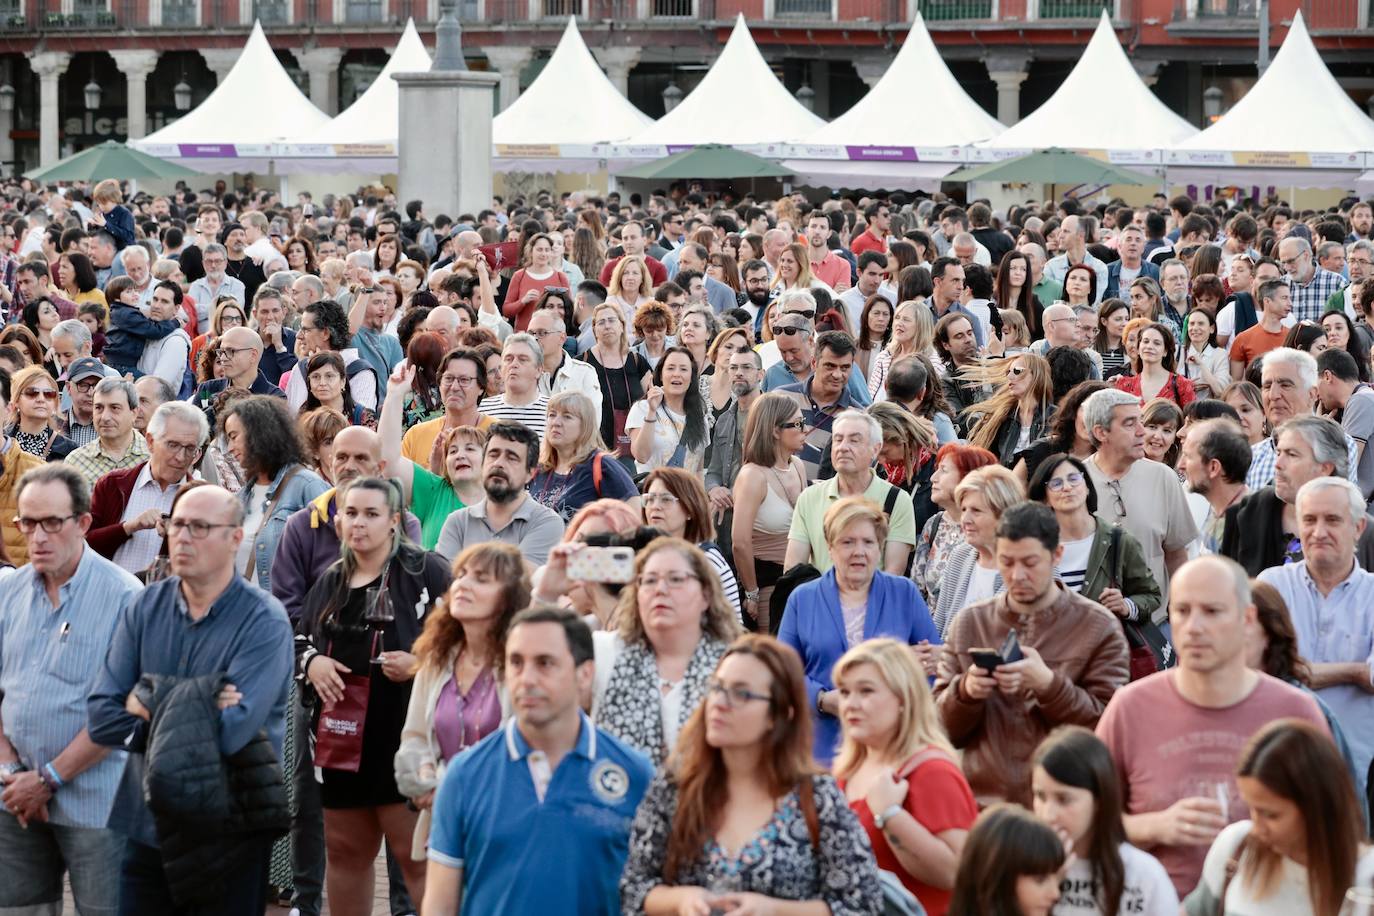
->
[[134, 21, 329, 162], [624, 15, 823, 148], [1173, 11, 1374, 156], [616, 145, 791, 180], [493, 17, 651, 147], [982, 12, 1196, 152], [946, 148, 1157, 184], [803, 14, 1002, 148], [292, 19, 430, 148]]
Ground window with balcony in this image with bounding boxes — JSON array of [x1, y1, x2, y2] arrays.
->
[[162, 0, 199, 24], [917, 0, 992, 19], [253, 0, 289, 21], [346, 0, 384, 20], [775, 0, 831, 14], [1039, 0, 1110, 17], [1191, 0, 1256, 14], [651, 0, 693, 14], [62, 0, 116, 26], [541, 0, 579, 15]]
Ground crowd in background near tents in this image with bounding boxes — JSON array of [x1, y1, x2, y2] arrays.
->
[[0, 174, 1372, 916]]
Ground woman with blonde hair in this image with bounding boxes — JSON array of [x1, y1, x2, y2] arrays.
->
[[607, 254, 655, 323], [395, 542, 528, 858], [931, 464, 1025, 637], [591, 537, 742, 764], [584, 301, 653, 473], [189, 296, 246, 371], [5, 365, 77, 461], [869, 300, 938, 399], [963, 352, 1055, 467], [772, 242, 829, 297], [702, 326, 752, 415], [731, 392, 808, 632], [869, 400, 936, 496], [834, 638, 975, 916], [529, 390, 640, 521]]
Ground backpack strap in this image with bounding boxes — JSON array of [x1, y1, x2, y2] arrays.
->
[[882, 484, 900, 520], [1107, 524, 1122, 590], [592, 451, 603, 497]]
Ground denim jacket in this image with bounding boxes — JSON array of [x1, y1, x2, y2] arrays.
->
[[240, 462, 328, 592]]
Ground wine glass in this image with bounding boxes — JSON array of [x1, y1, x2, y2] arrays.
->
[[364, 585, 394, 664], [1339, 888, 1374, 916]]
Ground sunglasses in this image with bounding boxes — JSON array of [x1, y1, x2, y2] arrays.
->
[[775, 325, 808, 337], [777, 419, 806, 430], [1009, 366, 1026, 377]]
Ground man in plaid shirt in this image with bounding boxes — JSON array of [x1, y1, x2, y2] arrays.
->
[[1246, 347, 1359, 490], [1279, 236, 1346, 324]]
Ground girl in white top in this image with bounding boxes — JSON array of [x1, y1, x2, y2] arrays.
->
[[869, 300, 940, 401], [1032, 727, 1178, 916], [626, 346, 711, 475], [1184, 719, 1373, 916], [1180, 308, 1231, 398]]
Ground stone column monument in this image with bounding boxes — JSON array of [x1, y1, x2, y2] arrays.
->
[[394, 0, 498, 217]]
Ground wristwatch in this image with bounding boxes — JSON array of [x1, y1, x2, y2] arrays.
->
[[744, 589, 760, 602], [0, 762, 25, 779], [874, 804, 904, 830]]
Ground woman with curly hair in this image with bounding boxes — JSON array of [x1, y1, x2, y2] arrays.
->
[[630, 298, 674, 371], [395, 542, 529, 857]]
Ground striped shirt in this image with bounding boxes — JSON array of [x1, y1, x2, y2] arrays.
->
[[0, 547, 142, 827], [479, 393, 549, 440], [64, 434, 150, 488]]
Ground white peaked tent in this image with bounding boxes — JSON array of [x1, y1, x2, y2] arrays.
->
[[134, 21, 329, 171], [980, 12, 1195, 158], [277, 18, 431, 171], [493, 17, 653, 172], [784, 14, 1004, 189], [1168, 11, 1374, 188], [622, 15, 823, 150]]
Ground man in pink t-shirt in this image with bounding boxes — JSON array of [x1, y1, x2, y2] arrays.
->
[[805, 213, 851, 291], [1096, 555, 1329, 898]]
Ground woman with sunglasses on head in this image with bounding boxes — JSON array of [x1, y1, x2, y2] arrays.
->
[[591, 536, 741, 767], [1026, 453, 1161, 628], [1112, 322, 1196, 409], [731, 393, 808, 633], [5, 365, 76, 461], [834, 638, 976, 916], [620, 634, 883, 916], [963, 353, 1055, 468]]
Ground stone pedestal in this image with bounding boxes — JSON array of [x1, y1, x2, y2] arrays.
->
[[394, 69, 498, 218]]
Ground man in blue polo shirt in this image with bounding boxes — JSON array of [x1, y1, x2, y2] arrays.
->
[[423, 605, 652, 915]]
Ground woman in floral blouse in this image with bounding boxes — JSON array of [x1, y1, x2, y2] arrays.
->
[[911, 443, 997, 607], [619, 634, 882, 915]]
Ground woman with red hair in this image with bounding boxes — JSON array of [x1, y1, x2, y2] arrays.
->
[[911, 442, 997, 606]]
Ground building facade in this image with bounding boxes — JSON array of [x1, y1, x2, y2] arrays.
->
[[1, 0, 1371, 173]]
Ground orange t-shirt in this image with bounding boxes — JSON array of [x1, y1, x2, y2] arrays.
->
[[1229, 323, 1287, 370]]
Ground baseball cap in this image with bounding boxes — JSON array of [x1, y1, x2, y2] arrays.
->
[[65, 357, 106, 383]]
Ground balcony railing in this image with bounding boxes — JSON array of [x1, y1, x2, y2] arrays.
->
[[345, 0, 385, 20], [253, 0, 289, 21], [1302, 0, 1368, 27], [161, 1, 199, 23]]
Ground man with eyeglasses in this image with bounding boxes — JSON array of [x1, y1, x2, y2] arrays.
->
[[0, 465, 142, 916], [88, 484, 292, 914], [86, 401, 209, 576], [739, 259, 773, 330], [529, 308, 602, 416], [1279, 236, 1346, 325], [65, 378, 149, 488], [1082, 388, 1196, 616], [186, 243, 246, 333], [191, 326, 285, 432], [400, 348, 493, 467], [656, 211, 685, 252], [57, 358, 107, 449], [1326, 239, 1373, 320]]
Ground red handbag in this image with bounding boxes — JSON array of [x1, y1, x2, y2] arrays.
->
[[313, 636, 373, 773]]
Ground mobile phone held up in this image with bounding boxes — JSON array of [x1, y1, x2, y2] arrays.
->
[[969, 629, 1024, 672], [567, 546, 636, 584]]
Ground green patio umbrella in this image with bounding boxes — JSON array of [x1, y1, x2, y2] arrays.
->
[[25, 140, 202, 182], [944, 148, 1159, 186], [616, 144, 792, 181]]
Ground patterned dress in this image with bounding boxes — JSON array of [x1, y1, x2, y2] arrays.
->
[[912, 511, 965, 607]]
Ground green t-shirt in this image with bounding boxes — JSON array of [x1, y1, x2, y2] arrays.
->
[[411, 462, 464, 550], [787, 474, 917, 572]]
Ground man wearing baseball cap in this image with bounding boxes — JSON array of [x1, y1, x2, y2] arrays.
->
[[59, 357, 107, 448]]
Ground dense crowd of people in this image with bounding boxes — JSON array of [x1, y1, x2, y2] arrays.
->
[[0, 176, 1371, 916]]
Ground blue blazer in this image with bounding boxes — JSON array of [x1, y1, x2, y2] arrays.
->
[[1102, 259, 1159, 301], [778, 569, 940, 764]]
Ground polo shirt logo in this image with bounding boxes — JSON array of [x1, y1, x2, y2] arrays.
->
[[590, 760, 629, 804]]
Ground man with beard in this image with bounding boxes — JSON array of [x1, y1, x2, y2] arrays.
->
[[740, 259, 772, 330], [1178, 418, 1250, 555], [434, 421, 563, 565], [220, 222, 267, 304], [704, 347, 763, 557], [936, 312, 988, 433]]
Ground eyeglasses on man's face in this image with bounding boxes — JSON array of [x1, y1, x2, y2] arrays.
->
[[13, 515, 75, 534], [215, 346, 254, 362], [166, 518, 237, 539]]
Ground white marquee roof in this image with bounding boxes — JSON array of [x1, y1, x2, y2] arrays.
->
[[493, 17, 652, 146], [803, 14, 1002, 147], [624, 14, 823, 148], [295, 18, 431, 147], [1173, 11, 1374, 155], [981, 12, 1196, 152], [135, 21, 329, 155]]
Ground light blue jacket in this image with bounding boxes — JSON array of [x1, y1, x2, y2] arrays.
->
[[240, 463, 329, 592]]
